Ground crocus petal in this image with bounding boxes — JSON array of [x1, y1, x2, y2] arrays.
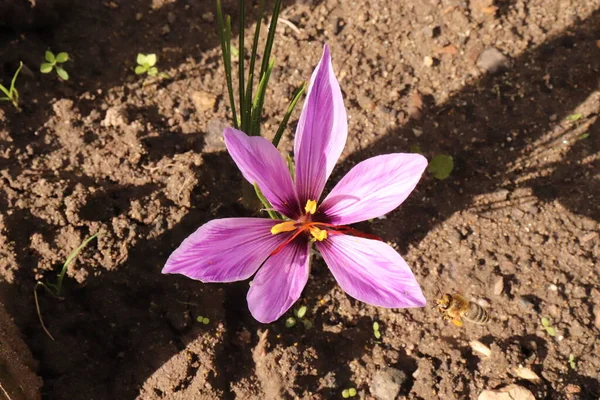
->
[[320, 153, 428, 225], [163, 218, 291, 282], [247, 238, 310, 323], [224, 128, 301, 218], [316, 234, 426, 308], [294, 44, 348, 205]]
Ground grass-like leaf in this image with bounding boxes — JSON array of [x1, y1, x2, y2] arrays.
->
[[272, 82, 307, 147], [34, 234, 98, 340]]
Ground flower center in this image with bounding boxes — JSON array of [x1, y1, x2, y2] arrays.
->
[[271, 200, 328, 242], [268, 200, 383, 256]]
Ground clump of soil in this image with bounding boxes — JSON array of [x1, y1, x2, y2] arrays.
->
[[0, 300, 42, 400]]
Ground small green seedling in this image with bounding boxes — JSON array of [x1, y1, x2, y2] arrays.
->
[[135, 53, 158, 76], [342, 388, 357, 398], [429, 154, 454, 180], [373, 321, 381, 339], [34, 234, 98, 340], [41, 51, 69, 80], [285, 305, 313, 329], [579, 132, 590, 140], [541, 317, 556, 337], [0, 61, 23, 109], [565, 113, 582, 122], [568, 354, 577, 370], [196, 316, 210, 325]]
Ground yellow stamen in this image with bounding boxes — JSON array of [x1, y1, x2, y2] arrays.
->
[[271, 221, 297, 235], [309, 226, 328, 241], [305, 199, 317, 214]]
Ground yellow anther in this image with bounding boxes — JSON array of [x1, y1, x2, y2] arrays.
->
[[309, 226, 328, 241], [271, 221, 297, 235], [305, 199, 317, 214]]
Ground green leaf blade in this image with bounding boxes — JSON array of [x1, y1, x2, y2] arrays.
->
[[45, 51, 55, 63], [135, 65, 147, 75], [56, 52, 69, 63], [137, 53, 147, 65], [429, 154, 454, 180], [146, 54, 157, 67], [296, 305, 307, 319], [285, 317, 296, 328], [56, 67, 69, 80], [40, 63, 54, 73]]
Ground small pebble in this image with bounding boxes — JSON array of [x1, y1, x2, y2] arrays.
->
[[470, 340, 492, 358], [478, 384, 535, 400], [549, 284, 558, 291], [423, 56, 434, 67], [202, 11, 215, 22], [513, 366, 541, 383], [477, 47, 510, 74], [492, 277, 504, 295]]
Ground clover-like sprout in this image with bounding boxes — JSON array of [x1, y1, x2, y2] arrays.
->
[[196, 316, 210, 325], [541, 317, 556, 337], [568, 354, 576, 370], [41, 51, 69, 80], [135, 53, 158, 77], [373, 321, 381, 339]]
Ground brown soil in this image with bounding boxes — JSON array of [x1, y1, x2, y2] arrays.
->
[[1, 0, 599, 399]]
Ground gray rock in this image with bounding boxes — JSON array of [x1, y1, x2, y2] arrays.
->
[[370, 368, 407, 400], [477, 48, 510, 74], [204, 118, 229, 152]]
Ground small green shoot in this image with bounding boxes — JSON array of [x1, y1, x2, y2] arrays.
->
[[429, 154, 454, 180], [0, 61, 23, 110], [568, 354, 577, 370], [135, 53, 168, 79], [541, 317, 556, 337], [342, 388, 357, 398], [40, 51, 69, 80], [579, 132, 590, 140], [285, 305, 313, 329], [565, 113, 582, 122], [196, 316, 210, 325], [373, 321, 381, 339], [34, 234, 98, 340]]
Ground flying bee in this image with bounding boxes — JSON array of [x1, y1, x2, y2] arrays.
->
[[436, 293, 490, 327]]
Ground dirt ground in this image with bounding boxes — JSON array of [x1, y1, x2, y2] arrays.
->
[[0, 0, 599, 399]]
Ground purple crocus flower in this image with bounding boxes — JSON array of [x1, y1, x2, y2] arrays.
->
[[163, 44, 428, 323]]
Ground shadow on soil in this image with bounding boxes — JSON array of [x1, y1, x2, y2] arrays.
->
[[0, 3, 598, 400]]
